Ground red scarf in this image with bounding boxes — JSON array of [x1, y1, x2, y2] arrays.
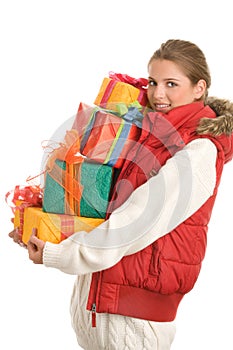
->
[[140, 101, 216, 153]]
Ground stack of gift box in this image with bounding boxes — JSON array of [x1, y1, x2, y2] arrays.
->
[[10, 72, 148, 244]]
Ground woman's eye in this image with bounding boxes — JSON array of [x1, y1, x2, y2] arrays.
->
[[148, 80, 156, 86], [167, 81, 177, 87]]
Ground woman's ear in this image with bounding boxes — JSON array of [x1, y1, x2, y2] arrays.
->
[[194, 79, 207, 99]]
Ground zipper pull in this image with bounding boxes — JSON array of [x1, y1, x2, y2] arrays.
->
[[91, 303, 96, 327]]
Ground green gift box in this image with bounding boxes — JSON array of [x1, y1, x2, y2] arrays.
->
[[43, 159, 113, 218]]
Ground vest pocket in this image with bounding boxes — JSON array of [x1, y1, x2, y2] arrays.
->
[[149, 243, 161, 276]]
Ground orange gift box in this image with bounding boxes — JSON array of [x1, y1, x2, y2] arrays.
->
[[94, 72, 148, 111], [14, 205, 104, 244]]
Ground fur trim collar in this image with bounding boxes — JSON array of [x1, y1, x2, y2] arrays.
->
[[197, 97, 233, 136]]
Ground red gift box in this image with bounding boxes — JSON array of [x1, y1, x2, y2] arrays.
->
[[72, 102, 142, 168]]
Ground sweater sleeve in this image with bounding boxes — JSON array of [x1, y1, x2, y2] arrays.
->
[[43, 138, 217, 275]]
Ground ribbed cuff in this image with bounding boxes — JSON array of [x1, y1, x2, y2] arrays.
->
[[43, 241, 63, 268]]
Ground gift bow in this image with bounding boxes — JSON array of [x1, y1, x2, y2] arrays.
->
[[45, 129, 84, 170], [115, 101, 144, 128], [5, 184, 43, 238], [109, 71, 148, 89], [6, 185, 42, 212]]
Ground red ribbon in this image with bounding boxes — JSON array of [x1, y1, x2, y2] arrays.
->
[[6, 185, 42, 213], [5, 184, 43, 239], [108, 71, 148, 89]]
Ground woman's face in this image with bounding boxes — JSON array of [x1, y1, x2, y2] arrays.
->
[[147, 59, 206, 113]]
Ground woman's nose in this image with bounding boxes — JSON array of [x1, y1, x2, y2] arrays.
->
[[153, 85, 165, 99]]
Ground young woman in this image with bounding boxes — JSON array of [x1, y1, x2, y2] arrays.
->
[[11, 39, 233, 349]]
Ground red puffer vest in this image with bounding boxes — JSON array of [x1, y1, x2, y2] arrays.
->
[[87, 101, 233, 323]]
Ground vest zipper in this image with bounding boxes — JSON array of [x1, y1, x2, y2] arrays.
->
[[91, 303, 96, 327], [90, 271, 101, 328]]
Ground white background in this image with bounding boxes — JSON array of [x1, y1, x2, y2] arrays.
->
[[0, 1, 233, 349]]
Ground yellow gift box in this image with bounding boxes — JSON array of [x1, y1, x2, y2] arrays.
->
[[14, 205, 104, 244]]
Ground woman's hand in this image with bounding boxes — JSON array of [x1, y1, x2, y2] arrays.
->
[[27, 228, 45, 264], [8, 227, 27, 248]]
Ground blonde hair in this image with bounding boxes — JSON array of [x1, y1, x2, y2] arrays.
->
[[148, 39, 211, 101]]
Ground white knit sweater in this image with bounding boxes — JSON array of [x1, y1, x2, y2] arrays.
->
[[43, 138, 217, 350]]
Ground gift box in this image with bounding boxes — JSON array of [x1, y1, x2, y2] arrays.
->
[[72, 102, 142, 169], [94, 72, 148, 111], [14, 205, 104, 244], [43, 159, 113, 219]]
